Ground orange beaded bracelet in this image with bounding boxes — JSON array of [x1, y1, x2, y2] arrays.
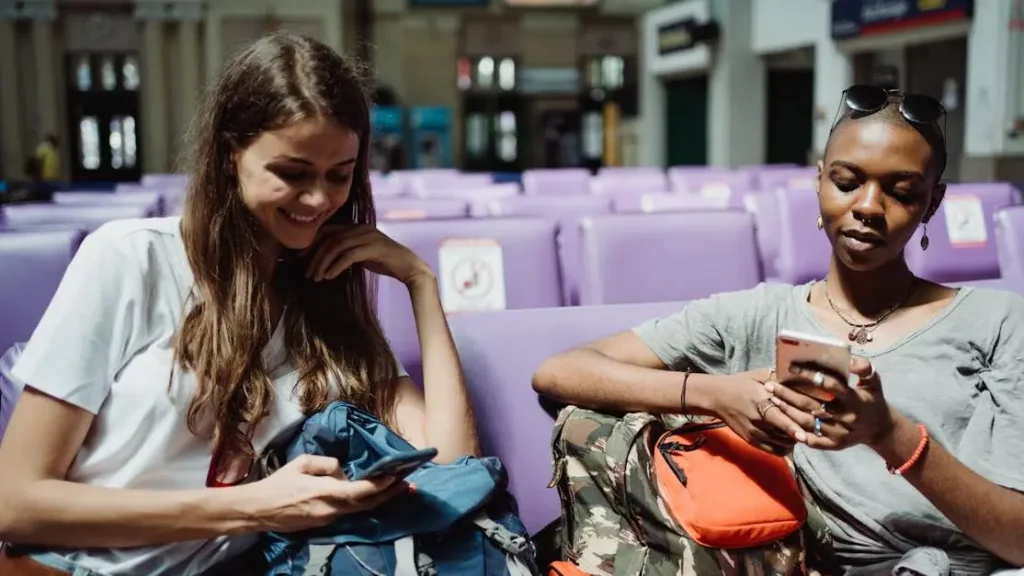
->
[[887, 423, 930, 476]]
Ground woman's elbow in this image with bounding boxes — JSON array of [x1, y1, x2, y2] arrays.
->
[[0, 484, 28, 542], [532, 351, 580, 397]]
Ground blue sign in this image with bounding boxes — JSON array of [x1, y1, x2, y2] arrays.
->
[[408, 107, 453, 169], [831, 0, 973, 40]]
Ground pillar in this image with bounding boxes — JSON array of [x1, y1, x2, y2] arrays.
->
[[174, 1, 202, 155], [707, 0, 765, 167], [31, 15, 58, 143], [139, 15, 169, 173], [961, 0, 1024, 180], [812, 38, 853, 158], [0, 18, 23, 178]]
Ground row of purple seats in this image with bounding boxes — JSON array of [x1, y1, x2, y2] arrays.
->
[[0, 203, 152, 232], [772, 182, 1022, 284], [0, 228, 85, 353]]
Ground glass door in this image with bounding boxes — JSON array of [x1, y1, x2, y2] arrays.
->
[[66, 52, 142, 182]]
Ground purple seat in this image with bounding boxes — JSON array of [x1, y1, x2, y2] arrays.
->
[[0, 204, 151, 232], [54, 190, 165, 217], [0, 342, 22, 440], [421, 182, 520, 203], [579, 211, 762, 305], [522, 168, 591, 196], [671, 170, 753, 195], [0, 228, 85, 353], [906, 183, 1020, 283], [590, 172, 668, 195], [611, 191, 741, 213], [746, 191, 782, 280], [447, 300, 686, 533], [472, 194, 612, 306], [774, 187, 831, 284], [407, 173, 494, 197], [377, 217, 562, 382], [950, 277, 1024, 294], [141, 173, 188, 188], [374, 197, 469, 221], [755, 168, 817, 192], [995, 205, 1024, 279]]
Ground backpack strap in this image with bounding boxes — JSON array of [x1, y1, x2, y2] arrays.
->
[[472, 511, 530, 556], [302, 544, 337, 575]]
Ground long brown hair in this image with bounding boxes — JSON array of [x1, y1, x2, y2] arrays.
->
[[176, 32, 398, 458]]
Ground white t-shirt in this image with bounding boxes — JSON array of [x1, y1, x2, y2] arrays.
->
[[11, 217, 406, 575]]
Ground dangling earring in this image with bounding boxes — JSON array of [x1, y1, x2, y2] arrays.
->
[[816, 215, 823, 230], [920, 225, 930, 251]]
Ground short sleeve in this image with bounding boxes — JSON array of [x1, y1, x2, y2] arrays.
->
[[969, 293, 1024, 492], [632, 283, 777, 374], [11, 226, 145, 414]]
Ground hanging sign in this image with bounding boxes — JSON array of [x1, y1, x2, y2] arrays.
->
[[438, 239, 507, 313], [943, 194, 988, 247]]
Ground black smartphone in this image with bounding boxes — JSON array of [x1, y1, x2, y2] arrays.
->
[[350, 447, 438, 481]]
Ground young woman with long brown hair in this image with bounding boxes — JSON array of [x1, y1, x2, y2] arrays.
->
[[0, 32, 478, 575]]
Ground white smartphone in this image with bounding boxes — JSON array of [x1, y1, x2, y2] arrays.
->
[[775, 329, 852, 402]]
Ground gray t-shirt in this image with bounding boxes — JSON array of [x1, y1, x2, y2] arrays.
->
[[633, 282, 1024, 574]]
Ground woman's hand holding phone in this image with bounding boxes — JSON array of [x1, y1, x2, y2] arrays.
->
[[766, 357, 898, 450], [245, 454, 411, 533]]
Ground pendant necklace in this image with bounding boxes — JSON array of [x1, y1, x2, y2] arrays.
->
[[822, 279, 917, 344]]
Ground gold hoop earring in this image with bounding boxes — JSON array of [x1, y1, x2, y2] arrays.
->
[[920, 225, 930, 251], [816, 215, 823, 230]]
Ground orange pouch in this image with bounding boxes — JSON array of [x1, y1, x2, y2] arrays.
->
[[652, 420, 807, 549], [547, 560, 588, 576]]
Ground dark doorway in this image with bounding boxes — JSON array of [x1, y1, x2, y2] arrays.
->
[[664, 75, 708, 166], [765, 69, 814, 165]]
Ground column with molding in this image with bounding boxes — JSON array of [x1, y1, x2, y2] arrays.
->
[[0, 1, 29, 178], [29, 0, 59, 144], [134, 0, 170, 174], [171, 0, 202, 161]]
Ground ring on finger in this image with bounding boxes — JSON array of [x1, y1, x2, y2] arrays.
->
[[810, 402, 832, 420], [813, 417, 823, 437], [755, 398, 774, 419], [812, 371, 826, 387]]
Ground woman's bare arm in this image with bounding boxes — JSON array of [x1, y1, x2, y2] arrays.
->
[[394, 273, 479, 463], [0, 388, 261, 548], [531, 331, 720, 415]]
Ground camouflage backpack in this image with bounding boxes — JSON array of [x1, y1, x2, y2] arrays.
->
[[547, 406, 835, 576]]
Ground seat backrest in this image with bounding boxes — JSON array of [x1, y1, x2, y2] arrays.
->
[[1, 204, 151, 232], [589, 172, 668, 195], [579, 211, 762, 305], [671, 170, 753, 196], [774, 186, 831, 284], [407, 173, 493, 197], [755, 168, 817, 193], [611, 191, 742, 214], [746, 190, 782, 280], [55, 191, 164, 217], [906, 183, 1020, 282], [995, 205, 1024, 279], [374, 197, 469, 221], [378, 217, 562, 381], [421, 182, 520, 203], [0, 228, 86, 352], [521, 168, 591, 196], [448, 300, 686, 533], [474, 195, 612, 306]]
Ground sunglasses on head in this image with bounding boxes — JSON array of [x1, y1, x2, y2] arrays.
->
[[834, 84, 946, 131]]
